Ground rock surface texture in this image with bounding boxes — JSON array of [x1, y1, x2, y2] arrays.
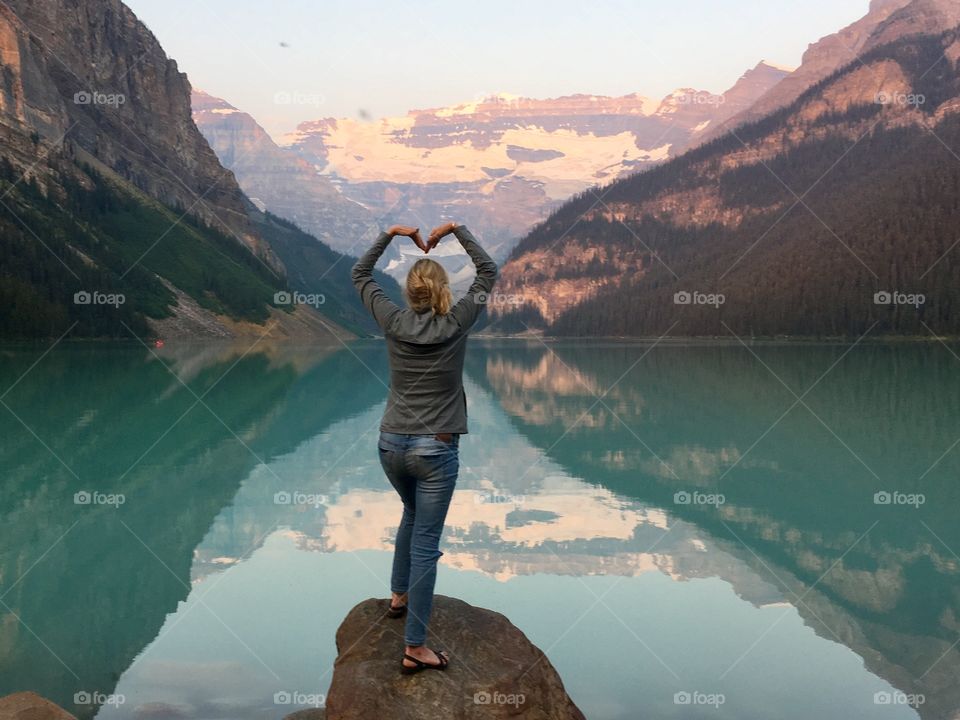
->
[[315, 595, 586, 720], [0, 692, 76, 720]]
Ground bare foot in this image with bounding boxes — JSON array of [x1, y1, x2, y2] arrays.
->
[[391, 592, 407, 610], [403, 645, 448, 669]]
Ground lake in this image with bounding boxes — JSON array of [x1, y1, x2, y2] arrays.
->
[[1, 338, 958, 720]]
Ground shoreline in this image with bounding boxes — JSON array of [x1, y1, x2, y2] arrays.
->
[[1, 333, 958, 346]]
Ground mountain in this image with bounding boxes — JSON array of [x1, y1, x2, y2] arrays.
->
[[703, 0, 960, 141], [0, 0, 391, 339], [246, 203, 404, 336], [493, 20, 960, 337], [279, 70, 790, 257], [191, 90, 379, 255], [188, 71, 786, 295], [0, 0, 272, 261]]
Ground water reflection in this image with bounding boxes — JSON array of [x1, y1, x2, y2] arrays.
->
[[468, 341, 960, 719], [1, 340, 957, 719]]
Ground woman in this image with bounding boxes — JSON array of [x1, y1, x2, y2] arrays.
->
[[351, 221, 498, 674]]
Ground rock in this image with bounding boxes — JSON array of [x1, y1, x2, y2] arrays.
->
[[320, 595, 586, 720], [282, 711, 325, 720], [0, 692, 77, 720]]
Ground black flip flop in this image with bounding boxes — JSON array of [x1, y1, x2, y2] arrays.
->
[[400, 649, 449, 675], [385, 603, 407, 619]]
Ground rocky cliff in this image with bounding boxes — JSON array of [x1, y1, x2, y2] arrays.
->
[[703, 0, 960, 140], [192, 90, 378, 256], [0, 0, 273, 261], [0, 0, 369, 339]]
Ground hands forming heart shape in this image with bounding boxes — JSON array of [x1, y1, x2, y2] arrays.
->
[[388, 222, 457, 254]]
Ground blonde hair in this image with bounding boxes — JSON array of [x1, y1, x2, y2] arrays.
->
[[406, 258, 453, 315]]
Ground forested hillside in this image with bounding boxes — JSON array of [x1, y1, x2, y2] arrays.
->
[[495, 28, 960, 337]]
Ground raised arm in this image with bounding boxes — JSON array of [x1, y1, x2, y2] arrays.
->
[[351, 230, 402, 333], [438, 224, 499, 331]]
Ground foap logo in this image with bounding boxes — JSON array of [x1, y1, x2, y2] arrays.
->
[[474, 490, 526, 505], [74, 691, 125, 707], [273, 90, 325, 107], [473, 691, 526, 708], [273, 690, 325, 708], [677, 91, 725, 106], [873, 490, 925, 508], [674, 290, 725, 308], [274, 490, 330, 508], [674, 490, 725, 507], [73, 90, 126, 108], [674, 690, 726, 708], [874, 291, 925, 308], [474, 291, 524, 307], [74, 290, 125, 308], [875, 90, 925, 108], [274, 290, 325, 308], [74, 490, 126, 507], [874, 690, 925, 707]]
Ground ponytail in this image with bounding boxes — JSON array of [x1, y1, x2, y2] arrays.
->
[[406, 258, 453, 315]]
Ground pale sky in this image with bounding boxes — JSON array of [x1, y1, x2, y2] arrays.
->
[[124, 0, 871, 140]]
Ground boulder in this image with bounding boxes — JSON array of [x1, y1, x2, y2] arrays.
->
[[314, 595, 586, 720], [0, 692, 76, 720]]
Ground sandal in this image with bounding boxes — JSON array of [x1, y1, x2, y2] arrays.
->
[[385, 595, 407, 619], [400, 649, 449, 675], [385, 603, 407, 619]]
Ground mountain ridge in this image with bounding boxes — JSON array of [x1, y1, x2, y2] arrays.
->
[[0, 0, 391, 339], [492, 20, 960, 337]]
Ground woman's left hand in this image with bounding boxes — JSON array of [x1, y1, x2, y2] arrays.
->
[[427, 222, 458, 252]]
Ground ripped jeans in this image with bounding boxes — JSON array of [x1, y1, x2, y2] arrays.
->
[[377, 431, 459, 646]]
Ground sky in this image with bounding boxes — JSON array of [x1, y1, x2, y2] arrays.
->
[[124, 0, 872, 140]]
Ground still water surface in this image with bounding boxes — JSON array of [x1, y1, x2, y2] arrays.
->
[[1, 339, 958, 719]]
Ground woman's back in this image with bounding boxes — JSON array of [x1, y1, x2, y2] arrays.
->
[[382, 322, 470, 434], [351, 223, 498, 436]]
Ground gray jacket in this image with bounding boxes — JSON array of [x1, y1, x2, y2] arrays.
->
[[351, 225, 498, 434]]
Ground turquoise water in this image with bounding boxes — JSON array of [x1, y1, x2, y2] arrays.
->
[[1, 339, 958, 719]]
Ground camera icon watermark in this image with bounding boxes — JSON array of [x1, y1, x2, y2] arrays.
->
[[874, 690, 925, 706], [674, 290, 725, 308], [273, 690, 325, 707], [474, 490, 526, 505], [73, 691, 125, 707], [873, 490, 925, 508], [274, 290, 325, 308], [873, 290, 924, 308], [674, 690, 725, 707], [474, 291, 524, 307], [74, 290, 125, 308], [273, 90, 326, 107], [73, 90, 125, 108], [674, 490, 725, 507], [473, 690, 525, 708], [74, 490, 126, 507], [274, 490, 330, 508], [676, 91, 725, 107], [875, 90, 925, 108]]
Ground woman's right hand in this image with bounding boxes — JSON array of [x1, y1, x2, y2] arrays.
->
[[427, 222, 458, 252]]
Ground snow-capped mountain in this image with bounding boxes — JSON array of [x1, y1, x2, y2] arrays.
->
[[193, 64, 789, 290], [281, 65, 790, 254]]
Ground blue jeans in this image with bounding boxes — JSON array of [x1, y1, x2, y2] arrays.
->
[[377, 431, 459, 646]]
